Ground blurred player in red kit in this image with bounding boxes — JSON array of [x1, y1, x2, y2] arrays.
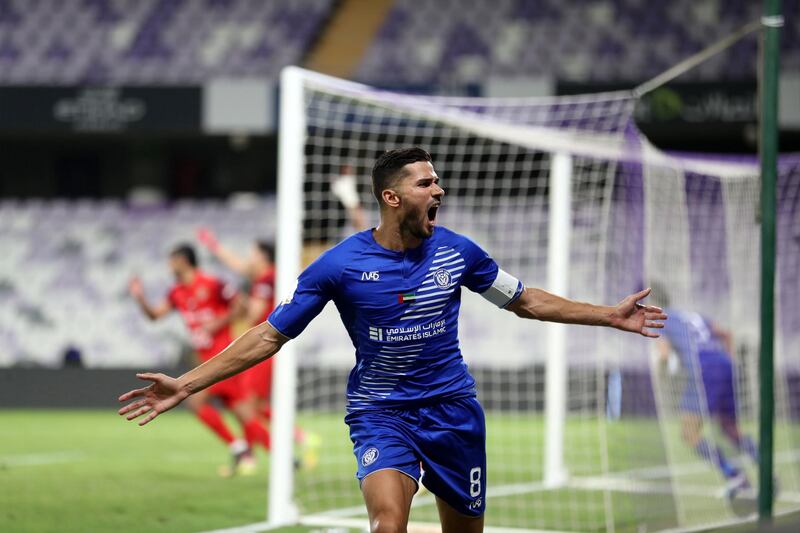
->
[[197, 231, 318, 468], [196, 235, 277, 415], [129, 243, 271, 475]]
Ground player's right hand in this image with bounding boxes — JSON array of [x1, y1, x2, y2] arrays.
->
[[118, 373, 188, 426], [128, 277, 144, 299]]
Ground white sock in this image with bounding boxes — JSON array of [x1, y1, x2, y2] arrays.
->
[[229, 439, 249, 455]]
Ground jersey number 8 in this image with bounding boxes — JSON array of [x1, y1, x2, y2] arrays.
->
[[469, 467, 482, 497]]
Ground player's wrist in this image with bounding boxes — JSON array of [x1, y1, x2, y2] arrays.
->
[[175, 375, 198, 397], [604, 305, 621, 328]]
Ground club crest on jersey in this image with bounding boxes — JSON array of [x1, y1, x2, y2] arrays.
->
[[361, 447, 379, 467], [433, 268, 452, 289]]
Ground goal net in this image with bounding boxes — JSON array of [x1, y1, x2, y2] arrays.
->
[[266, 67, 800, 532]]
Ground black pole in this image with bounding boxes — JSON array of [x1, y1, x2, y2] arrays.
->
[[758, 0, 781, 522]]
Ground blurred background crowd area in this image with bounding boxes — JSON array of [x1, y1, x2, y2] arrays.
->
[[0, 0, 798, 369]]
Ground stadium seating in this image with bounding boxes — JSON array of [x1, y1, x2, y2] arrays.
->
[[0, 197, 277, 367], [0, 194, 629, 368], [4, 174, 797, 370], [356, 0, 800, 85], [0, 0, 333, 83], [0, 0, 796, 85]]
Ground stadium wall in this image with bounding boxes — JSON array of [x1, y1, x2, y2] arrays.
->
[[6, 366, 800, 419], [0, 366, 648, 414], [0, 367, 189, 408]]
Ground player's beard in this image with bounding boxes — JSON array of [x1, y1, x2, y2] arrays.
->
[[399, 201, 437, 240]]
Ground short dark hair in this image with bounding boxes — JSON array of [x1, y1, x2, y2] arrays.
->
[[170, 243, 198, 267], [255, 240, 274, 263], [371, 147, 432, 204]]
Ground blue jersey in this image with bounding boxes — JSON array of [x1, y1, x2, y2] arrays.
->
[[268, 227, 524, 413], [662, 307, 727, 370]]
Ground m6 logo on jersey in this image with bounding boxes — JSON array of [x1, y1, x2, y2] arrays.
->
[[361, 271, 380, 281]]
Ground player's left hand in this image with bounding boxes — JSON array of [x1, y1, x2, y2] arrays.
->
[[118, 373, 189, 426], [609, 288, 667, 338]]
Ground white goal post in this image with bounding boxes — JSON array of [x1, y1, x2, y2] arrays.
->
[[261, 66, 800, 533], [544, 151, 573, 489], [268, 65, 306, 525]]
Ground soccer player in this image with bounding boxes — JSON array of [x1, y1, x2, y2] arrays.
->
[[195, 233, 277, 328], [196, 232, 314, 465], [120, 148, 667, 532], [128, 243, 272, 475], [651, 285, 759, 499]]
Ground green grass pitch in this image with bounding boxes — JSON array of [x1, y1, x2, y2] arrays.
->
[[2, 409, 798, 532]]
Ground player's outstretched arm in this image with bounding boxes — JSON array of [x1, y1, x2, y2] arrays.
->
[[505, 287, 667, 338], [118, 321, 288, 426], [196, 227, 249, 276], [128, 277, 172, 320]]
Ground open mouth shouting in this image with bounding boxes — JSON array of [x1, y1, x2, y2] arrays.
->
[[426, 202, 441, 229]]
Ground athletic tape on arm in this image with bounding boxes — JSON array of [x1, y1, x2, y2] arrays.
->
[[481, 269, 523, 308]]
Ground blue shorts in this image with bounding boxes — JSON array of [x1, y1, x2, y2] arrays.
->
[[680, 350, 736, 418], [345, 396, 487, 517]]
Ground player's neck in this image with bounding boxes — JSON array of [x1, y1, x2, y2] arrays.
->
[[373, 222, 422, 252], [178, 269, 197, 285]]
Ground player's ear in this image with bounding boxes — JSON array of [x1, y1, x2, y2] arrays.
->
[[381, 188, 401, 208]]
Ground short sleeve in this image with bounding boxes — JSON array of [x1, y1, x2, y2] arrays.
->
[[267, 253, 340, 339], [460, 236, 524, 308], [459, 236, 499, 294]]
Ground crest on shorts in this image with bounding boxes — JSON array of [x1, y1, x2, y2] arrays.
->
[[361, 447, 379, 467], [433, 268, 452, 289]]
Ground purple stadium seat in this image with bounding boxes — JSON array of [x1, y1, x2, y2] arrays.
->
[[356, 0, 798, 86], [0, 0, 333, 84]]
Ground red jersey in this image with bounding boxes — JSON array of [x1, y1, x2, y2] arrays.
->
[[250, 268, 276, 325], [168, 271, 235, 360]]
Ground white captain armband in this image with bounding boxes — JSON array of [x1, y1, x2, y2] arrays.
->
[[481, 269, 524, 308]]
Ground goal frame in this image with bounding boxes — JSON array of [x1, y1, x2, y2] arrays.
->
[[267, 66, 578, 528], [259, 60, 793, 531]]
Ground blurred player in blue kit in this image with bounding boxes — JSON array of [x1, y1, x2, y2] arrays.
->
[[651, 285, 760, 500], [120, 148, 667, 533]]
